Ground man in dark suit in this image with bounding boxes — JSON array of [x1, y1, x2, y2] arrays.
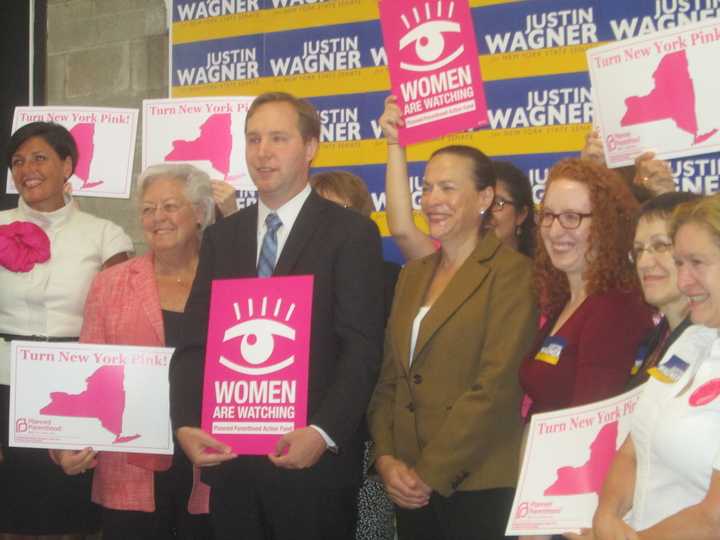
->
[[169, 92, 385, 539]]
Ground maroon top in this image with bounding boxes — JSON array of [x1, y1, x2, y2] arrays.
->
[[519, 289, 654, 419]]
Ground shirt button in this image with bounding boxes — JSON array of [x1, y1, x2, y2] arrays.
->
[[413, 374, 423, 384], [406, 403, 415, 412]]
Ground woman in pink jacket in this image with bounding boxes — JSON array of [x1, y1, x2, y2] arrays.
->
[[54, 164, 230, 539]]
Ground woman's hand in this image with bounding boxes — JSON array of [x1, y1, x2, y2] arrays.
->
[[633, 152, 675, 196], [53, 448, 98, 475], [376, 454, 431, 509], [581, 130, 606, 165], [379, 95, 403, 145], [211, 180, 239, 217]]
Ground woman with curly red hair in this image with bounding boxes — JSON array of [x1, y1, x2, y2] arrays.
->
[[519, 158, 654, 422]]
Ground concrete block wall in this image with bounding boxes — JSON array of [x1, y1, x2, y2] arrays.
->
[[46, 0, 169, 252]]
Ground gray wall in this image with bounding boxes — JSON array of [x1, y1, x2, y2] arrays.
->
[[46, 0, 169, 252]]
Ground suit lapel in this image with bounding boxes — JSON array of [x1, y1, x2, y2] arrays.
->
[[273, 191, 325, 276], [131, 254, 164, 343], [235, 204, 260, 276], [411, 234, 502, 367]]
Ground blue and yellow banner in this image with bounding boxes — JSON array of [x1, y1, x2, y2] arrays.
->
[[170, 0, 720, 259]]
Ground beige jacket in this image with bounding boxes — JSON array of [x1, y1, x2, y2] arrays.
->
[[368, 233, 538, 496]]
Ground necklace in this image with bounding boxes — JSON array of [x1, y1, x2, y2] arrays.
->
[[157, 269, 192, 285], [155, 256, 199, 286]]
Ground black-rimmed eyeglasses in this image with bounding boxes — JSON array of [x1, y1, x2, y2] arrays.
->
[[535, 211, 592, 229]]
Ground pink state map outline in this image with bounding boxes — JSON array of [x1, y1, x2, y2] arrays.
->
[[164, 113, 233, 177], [68, 123, 104, 189], [544, 421, 619, 497], [621, 50, 718, 145], [40, 365, 140, 444]]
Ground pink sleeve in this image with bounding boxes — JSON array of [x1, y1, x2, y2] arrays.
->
[[79, 270, 109, 344]]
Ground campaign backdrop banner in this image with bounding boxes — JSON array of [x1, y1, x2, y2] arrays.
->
[[588, 17, 720, 167], [6, 106, 138, 199], [201, 275, 312, 455], [170, 0, 720, 261], [143, 96, 255, 190], [379, 0, 488, 145], [9, 341, 173, 454], [506, 387, 643, 536]]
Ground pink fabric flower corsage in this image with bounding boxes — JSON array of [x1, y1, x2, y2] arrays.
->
[[0, 221, 51, 272]]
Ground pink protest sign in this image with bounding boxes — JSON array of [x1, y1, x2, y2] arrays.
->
[[379, 0, 488, 146], [201, 276, 313, 455]]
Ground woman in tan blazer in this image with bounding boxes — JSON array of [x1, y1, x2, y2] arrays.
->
[[368, 140, 537, 540]]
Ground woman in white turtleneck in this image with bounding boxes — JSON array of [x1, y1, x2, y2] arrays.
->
[[0, 121, 132, 538]]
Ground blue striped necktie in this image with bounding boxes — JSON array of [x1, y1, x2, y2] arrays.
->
[[257, 212, 282, 277]]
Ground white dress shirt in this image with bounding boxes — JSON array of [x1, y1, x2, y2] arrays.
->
[[0, 196, 133, 384], [256, 184, 311, 264], [409, 306, 431, 367], [255, 185, 336, 450]]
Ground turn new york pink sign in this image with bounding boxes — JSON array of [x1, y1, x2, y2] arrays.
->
[[379, 0, 488, 145], [201, 276, 313, 455]]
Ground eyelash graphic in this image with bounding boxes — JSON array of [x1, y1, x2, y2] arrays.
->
[[219, 296, 297, 376], [399, 1, 464, 73]]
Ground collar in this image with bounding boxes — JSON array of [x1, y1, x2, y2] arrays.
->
[[17, 194, 75, 230], [257, 184, 311, 233], [422, 230, 504, 268]]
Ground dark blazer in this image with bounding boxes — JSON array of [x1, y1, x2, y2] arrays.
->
[[170, 190, 385, 488], [368, 233, 538, 496]]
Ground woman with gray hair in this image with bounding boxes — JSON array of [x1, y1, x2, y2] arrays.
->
[[52, 164, 220, 539]]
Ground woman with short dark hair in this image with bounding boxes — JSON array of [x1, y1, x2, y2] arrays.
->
[[626, 191, 701, 389], [0, 121, 132, 535]]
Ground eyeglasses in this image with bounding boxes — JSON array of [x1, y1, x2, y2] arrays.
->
[[628, 240, 673, 264], [491, 196, 516, 213], [140, 201, 188, 219], [535, 211, 592, 229]]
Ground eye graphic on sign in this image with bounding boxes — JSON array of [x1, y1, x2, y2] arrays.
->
[[398, 1, 464, 73], [219, 297, 297, 376]]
